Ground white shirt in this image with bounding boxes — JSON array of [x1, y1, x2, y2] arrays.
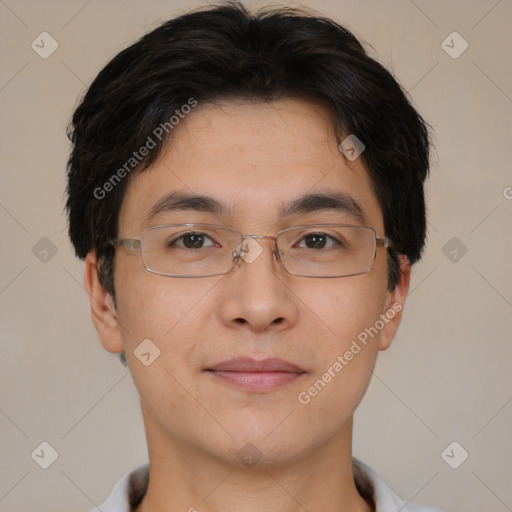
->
[[88, 458, 443, 512]]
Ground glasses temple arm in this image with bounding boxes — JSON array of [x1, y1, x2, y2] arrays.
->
[[377, 236, 393, 249], [111, 238, 142, 250]]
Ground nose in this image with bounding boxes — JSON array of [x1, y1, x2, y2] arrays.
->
[[219, 236, 299, 333]]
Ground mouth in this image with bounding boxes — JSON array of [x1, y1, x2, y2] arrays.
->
[[205, 357, 307, 392]]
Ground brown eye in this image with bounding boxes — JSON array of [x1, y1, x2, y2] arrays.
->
[[297, 233, 341, 250], [304, 233, 327, 249], [169, 232, 217, 249], [182, 233, 206, 248]]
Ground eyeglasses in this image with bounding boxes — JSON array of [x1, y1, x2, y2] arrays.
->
[[110, 223, 391, 278]]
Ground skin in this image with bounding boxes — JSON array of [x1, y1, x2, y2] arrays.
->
[[84, 98, 410, 512]]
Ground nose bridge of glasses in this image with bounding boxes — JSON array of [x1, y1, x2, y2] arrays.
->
[[244, 234, 277, 242], [232, 234, 280, 262]]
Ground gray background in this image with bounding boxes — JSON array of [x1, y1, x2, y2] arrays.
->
[[1, 1, 511, 511]]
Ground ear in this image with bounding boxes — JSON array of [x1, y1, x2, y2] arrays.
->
[[378, 254, 411, 351], [84, 251, 124, 354]]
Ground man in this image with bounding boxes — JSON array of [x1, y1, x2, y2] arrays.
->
[[66, 2, 441, 511]]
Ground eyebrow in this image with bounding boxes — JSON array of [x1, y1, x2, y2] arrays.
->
[[144, 191, 234, 225], [280, 190, 367, 224], [143, 190, 368, 225]]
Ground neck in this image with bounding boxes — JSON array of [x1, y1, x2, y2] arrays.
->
[[134, 409, 373, 512]]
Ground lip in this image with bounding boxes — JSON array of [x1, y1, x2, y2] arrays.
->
[[208, 357, 304, 373], [206, 357, 306, 392]]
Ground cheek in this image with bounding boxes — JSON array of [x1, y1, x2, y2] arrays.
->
[[308, 268, 388, 343], [114, 271, 209, 418], [113, 265, 214, 376], [115, 263, 205, 338], [293, 271, 388, 410]]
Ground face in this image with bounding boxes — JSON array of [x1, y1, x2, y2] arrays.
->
[[87, 98, 409, 467]]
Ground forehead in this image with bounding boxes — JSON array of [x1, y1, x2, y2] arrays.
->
[[118, 98, 384, 234]]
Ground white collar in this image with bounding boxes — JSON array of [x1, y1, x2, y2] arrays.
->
[[88, 457, 442, 512]]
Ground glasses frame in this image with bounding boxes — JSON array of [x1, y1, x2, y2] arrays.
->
[[110, 223, 392, 278]]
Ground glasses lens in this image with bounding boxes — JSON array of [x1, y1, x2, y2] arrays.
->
[[141, 224, 242, 277], [277, 225, 377, 277]]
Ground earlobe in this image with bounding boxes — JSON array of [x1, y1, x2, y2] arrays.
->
[[378, 254, 411, 351], [84, 251, 124, 354]]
